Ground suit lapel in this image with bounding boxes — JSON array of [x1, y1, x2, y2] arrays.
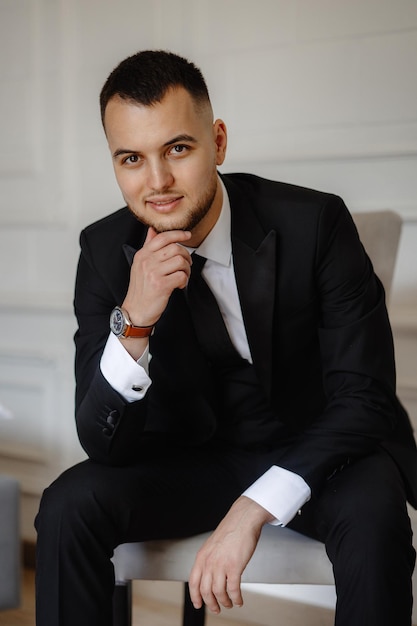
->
[[122, 243, 136, 266], [224, 176, 277, 400], [233, 232, 276, 400]]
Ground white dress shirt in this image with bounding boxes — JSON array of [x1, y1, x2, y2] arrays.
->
[[100, 179, 311, 526]]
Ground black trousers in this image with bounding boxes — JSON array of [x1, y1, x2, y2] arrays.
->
[[35, 440, 415, 626]]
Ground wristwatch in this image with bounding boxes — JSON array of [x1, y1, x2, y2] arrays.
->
[[109, 306, 154, 338]]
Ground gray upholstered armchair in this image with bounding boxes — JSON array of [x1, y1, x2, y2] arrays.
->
[[0, 474, 20, 610]]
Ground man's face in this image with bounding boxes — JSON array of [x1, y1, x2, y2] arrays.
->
[[104, 88, 227, 246]]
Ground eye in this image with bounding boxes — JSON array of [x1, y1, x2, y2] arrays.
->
[[169, 144, 189, 156], [123, 154, 140, 164]]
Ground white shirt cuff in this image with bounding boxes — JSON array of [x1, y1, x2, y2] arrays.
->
[[243, 465, 311, 526], [100, 331, 152, 402]]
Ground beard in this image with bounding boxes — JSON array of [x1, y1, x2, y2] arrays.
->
[[127, 173, 218, 234]]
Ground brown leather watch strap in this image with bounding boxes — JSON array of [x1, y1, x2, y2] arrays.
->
[[123, 324, 154, 338]]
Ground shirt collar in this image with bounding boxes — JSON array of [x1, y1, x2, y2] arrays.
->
[[190, 178, 231, 267]]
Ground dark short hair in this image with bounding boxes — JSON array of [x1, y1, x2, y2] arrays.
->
[[100, 50, 211, 125]]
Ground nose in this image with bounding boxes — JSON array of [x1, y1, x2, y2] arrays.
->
[[147, 160, 174, 191]]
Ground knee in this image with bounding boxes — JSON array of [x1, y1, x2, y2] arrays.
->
[[35, 462, 102, 536], [325, 494, 414, 573]]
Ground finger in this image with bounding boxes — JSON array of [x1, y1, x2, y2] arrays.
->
[[211, 569, 243, 609], [188, 567, 204, 609], [212, 574, 233, 610], [199, 573, 221, 614], [189, 564, 222, 614], [158, 241, 192, 264], [203, 592, 221, 614], [145, 227, 191, 249], [226, 573, 243, 607], [167, 261, 192, 288], [144, 226, 158, 243]]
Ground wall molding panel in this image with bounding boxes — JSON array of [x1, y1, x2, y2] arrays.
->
[[226, 122, 417, 167], [0, 350, 73, 494], [0, 0, 72, 226]]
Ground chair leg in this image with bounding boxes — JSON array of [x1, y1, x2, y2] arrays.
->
[[113, 581, 132, 626], [183, 582, 206, 626]]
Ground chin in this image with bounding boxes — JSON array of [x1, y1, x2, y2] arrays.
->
[[151, 220, 189, 234], [151, 212, 198, 234]]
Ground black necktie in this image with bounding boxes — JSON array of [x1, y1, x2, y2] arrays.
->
[[186, 253, 238, 364]]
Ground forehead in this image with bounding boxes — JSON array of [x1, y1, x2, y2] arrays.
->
[[104, 88, 211, 148]]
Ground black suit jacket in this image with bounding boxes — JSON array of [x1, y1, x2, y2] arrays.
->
[[74, 173, 417, 505]]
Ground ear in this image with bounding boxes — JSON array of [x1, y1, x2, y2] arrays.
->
[[213, 119, 227, 166]]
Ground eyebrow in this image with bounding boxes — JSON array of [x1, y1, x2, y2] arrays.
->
[[163, 134, 198, 147], [112, 134, 198, 159]]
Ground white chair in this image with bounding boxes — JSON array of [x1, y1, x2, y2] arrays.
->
[[111, 210, 403, 626]]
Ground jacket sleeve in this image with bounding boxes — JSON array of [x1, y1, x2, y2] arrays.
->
[[73, 229, 149, 465], [277, 198, 401, 494]]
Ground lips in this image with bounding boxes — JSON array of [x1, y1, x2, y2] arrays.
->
[[146, 196, 183, 213]]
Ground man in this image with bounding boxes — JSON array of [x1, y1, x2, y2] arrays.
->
[[35, 50, 417, 625]]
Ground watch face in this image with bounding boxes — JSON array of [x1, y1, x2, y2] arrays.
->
[[110, 307, 125, 336]]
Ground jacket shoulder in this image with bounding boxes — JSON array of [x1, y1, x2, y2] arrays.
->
[[80, 206, 146, 256], [222, 172, 341, 207], [221, 172, 348, 234], [82, 206, 138, 240]]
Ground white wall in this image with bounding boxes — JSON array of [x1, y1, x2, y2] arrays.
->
[[0, 0, 416, 587]]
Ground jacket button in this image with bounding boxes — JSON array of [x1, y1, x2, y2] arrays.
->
[[107, 410, 119, 426], [102, 427, 112, 437]]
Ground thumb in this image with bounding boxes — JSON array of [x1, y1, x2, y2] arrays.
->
[[145, 226, 158, 243]]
